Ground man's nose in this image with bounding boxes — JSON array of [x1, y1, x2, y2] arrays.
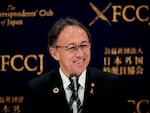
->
[[75, 47, 84, 56]]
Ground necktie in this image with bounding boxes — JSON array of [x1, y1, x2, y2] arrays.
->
[[69, 75, 82, 113]]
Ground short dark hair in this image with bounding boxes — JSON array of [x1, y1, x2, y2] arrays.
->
[[48, 17, 91, 47]]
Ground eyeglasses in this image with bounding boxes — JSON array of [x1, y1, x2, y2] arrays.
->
[[55, 42, 91, 52]]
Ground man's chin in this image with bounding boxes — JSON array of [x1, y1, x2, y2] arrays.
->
[[73, 69, 85, 75]]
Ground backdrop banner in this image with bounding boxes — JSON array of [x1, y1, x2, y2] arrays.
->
[[0, 0, 149, 113]]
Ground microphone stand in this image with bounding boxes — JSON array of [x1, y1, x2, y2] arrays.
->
[[69, 73, 79, 113]]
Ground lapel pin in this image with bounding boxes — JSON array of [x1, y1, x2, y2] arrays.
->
[[90, 82, 95, 95], [91, 82, 95, 87], [53, 87, 59, 94]]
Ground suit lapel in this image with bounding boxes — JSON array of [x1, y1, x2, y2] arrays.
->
[[47, 69, 70, 112], [82, 69, 98, 113]]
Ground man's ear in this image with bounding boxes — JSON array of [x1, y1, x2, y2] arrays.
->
[[49, 47, 59, 61]]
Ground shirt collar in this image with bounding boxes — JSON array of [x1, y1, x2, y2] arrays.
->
[[59, 68, 70, 90], [78, 69, 86, 89]]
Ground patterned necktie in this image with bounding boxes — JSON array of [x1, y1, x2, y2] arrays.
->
[[69, 74, 82, 113]]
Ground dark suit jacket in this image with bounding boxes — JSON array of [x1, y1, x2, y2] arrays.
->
[[22, 67, 128, 113]]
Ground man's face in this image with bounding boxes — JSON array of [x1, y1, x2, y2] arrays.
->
[[50, 25, 91, 77]]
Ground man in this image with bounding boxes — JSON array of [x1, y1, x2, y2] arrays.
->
[[22, 17, 128, 113]]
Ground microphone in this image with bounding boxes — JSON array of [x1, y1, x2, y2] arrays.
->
[[69, 73, 78, 97]]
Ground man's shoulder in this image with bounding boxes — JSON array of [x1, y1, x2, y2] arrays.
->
[[87, 67, 118, 81], [27, 69, 58, 87]]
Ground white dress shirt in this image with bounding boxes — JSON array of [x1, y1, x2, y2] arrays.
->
[[59, 68, 86, 105]]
